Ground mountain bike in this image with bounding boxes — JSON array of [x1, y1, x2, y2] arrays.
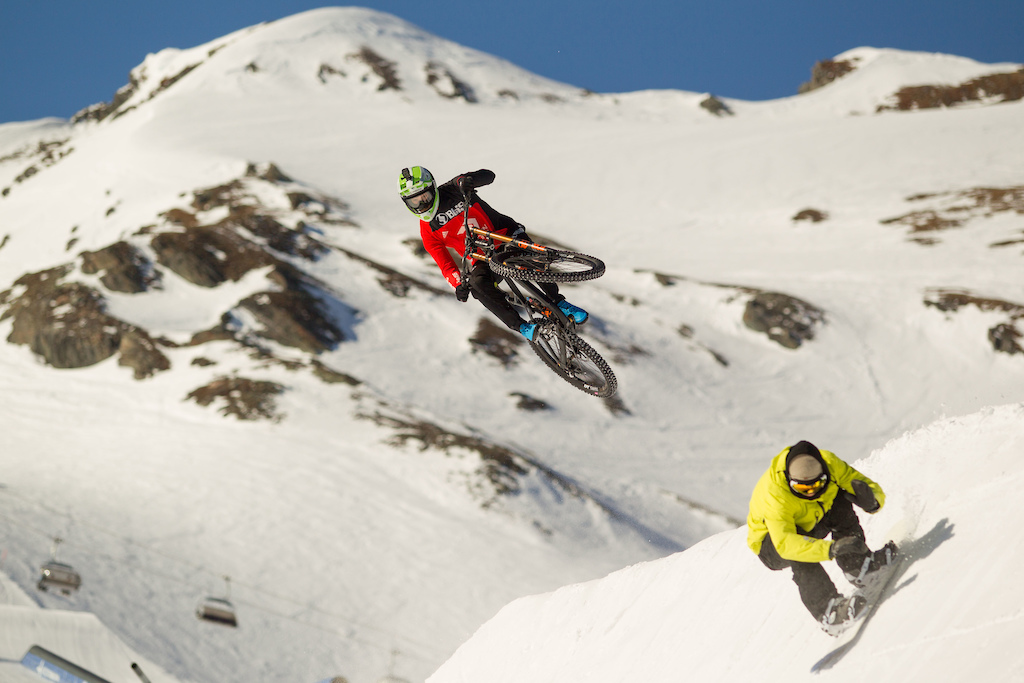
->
[[457, 187, 617, 398]]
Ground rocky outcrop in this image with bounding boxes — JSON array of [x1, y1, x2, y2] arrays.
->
[[881, 185, 1024, 244], [186, 377, 285, 421], [877, 67, 1024, 112], [72, 62, 202, 123], [699, 95, 733, 116], [799, 58, 858, 94], [0, 162, 364, 395], [426, 61, 477, 102], [646, 270, 827, 351], [81, 241, 159, 293], [151, 224, 274, 287], [231, 281, 344, 354], [0, 266, 169, 378], [742, 292, 825, 349], [348, 46, 401, 91], [469, 318, 523, 367], [793, 208, 829, 223], [925, 289, 1024, 356]]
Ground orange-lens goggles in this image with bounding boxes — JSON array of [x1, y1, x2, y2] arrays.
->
[[790, 473, 827, 495]]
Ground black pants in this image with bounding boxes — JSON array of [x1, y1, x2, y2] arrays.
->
[[467, 259, 561, 331], [757, 495, 867, 620]]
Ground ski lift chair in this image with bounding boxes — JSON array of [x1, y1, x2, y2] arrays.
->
[[37, 560, 82, 596], [196, 596, 238, 627], [196, 576, 238, 627], [37, 538, 81, 596]]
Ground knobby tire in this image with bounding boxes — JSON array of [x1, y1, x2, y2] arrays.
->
[[529, 322, 617, 398], [489, 249, 605, 283]]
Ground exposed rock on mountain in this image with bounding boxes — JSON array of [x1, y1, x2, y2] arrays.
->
[[799, 57, 858, 94], [699, 95, 733, 116], [470, 318, 523, 367], [882, 185, 1024, 244], [1, 138, 73, 197], [0, 265, 170, 377], [742, 291, 825, 349], [80, 241, 159, 293], [793, 208, 829, 223], [645, 270, 826, 350], [877, 67, 1024, 111], [925, 288, 1024, 355], [187, 376, 286, 421]]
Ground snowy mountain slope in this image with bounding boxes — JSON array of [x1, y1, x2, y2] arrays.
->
[[0, 7, 1023, 682], [429, 403, 1024, 682]]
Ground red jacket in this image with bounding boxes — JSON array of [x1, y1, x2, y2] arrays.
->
[[419, 170, 523, 287]]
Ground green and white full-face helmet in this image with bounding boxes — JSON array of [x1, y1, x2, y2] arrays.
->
[[398, 166, 439, 222]]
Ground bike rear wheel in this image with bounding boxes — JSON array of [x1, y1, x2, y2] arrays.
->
[[489, 249, 605, 283], [529, 322, 617, 398]]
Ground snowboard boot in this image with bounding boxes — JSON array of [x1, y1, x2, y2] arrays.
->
[[844, 540, 898, 588], [820, 594, 868, 636], [557, 300, 589, 324]]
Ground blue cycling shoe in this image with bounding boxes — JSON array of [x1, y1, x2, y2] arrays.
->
[[520, 322, 539, 341], [557, 300, 589, 324]]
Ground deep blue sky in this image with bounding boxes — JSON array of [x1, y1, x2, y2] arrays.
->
[[2, 1, 1021, 123]]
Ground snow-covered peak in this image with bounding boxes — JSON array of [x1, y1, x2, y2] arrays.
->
[[836, 46, 1021, 88], [72, 6, 584, 124], [779, 46, 1024, 116]]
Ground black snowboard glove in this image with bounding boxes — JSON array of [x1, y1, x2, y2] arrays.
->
[[829, 536, 870, 560], [844, 479, 881, 513], [455, 282, 471, 302]]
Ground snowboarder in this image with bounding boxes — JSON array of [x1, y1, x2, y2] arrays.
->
[[397, 166, 588, 341], [746, 440, 897, 632]]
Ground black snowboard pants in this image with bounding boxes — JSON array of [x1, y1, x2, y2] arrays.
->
[[757, 494, 868, 620], [467, 258, 561, 331]]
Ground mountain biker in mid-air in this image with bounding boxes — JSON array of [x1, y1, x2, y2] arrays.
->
[[398, 166, 588, 341]]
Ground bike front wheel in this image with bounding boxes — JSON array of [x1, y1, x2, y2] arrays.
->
[[489, 248, 605, 283], [529, 322, 617, 398]]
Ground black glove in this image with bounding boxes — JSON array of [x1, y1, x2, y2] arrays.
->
[[456, 174, 475, 194], [829, 536, 869, 559], [455, 282, 471, 302], [844, 479, 881, 513]]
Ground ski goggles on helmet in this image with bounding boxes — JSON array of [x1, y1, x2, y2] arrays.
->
[[790, 472, 828, 497], [402, 188, 436, 214]]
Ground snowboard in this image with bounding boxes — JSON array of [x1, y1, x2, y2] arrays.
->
[[811, 550, 907, 673]]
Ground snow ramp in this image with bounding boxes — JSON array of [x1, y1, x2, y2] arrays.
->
[[0, 605, 182, 683], [428, 403, 1024, 682]]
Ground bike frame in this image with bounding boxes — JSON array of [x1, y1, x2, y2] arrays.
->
[[457, 192, 574, 330]]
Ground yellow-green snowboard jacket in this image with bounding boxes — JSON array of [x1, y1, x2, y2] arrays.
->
[[746, 446, 885, 564]]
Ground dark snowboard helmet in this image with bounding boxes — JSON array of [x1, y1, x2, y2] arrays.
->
[[786, 441, 830, 499]]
